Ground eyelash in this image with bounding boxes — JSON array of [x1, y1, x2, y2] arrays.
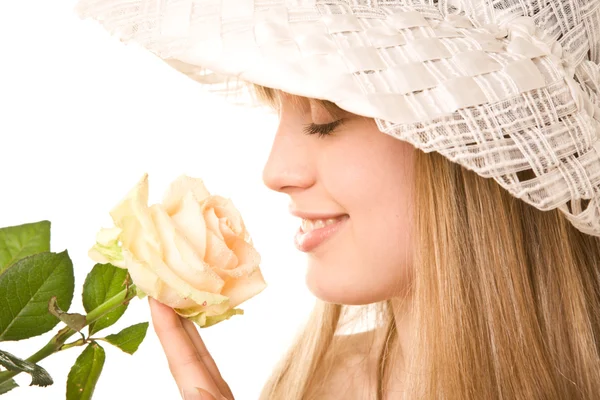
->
[[302, 120, 344, 138]]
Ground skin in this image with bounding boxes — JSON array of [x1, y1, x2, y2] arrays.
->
[[149, 91, 417, 399]]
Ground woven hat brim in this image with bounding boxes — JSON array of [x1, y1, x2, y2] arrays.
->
[[73, 0, 600, 237]]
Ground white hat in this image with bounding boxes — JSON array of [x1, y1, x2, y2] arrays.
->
[[74, 0, 600, 237]]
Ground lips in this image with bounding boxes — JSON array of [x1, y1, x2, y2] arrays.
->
[[289, 208, 348, 221], [294, 214, 349, 252]]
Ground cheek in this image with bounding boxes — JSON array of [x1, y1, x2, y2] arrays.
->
[[305, 210, 414, 305], [322, 132, 415, 210], [307, 139, 415, 305]]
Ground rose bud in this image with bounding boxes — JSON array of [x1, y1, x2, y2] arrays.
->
[[89, 173, 267, 327]]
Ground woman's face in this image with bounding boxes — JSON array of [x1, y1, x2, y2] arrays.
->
[[262, 92, 415, 305]]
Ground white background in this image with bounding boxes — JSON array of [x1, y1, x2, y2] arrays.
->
[[0, 2, 318, 399]]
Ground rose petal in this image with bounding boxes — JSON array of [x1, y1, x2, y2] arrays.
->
[[96, 226, 122, 246], [96, 173, 265, 327], [225, 236, 262, 277], [212, 197, 244, 236], [170, 191, 208, 259], [136, 239, 229, 307], [162, 175, 211, 215], [214, 237, 266, 308], [150, 203, 224, 293], [88, 227, 126, 268], [175, 301, 231, 319], [220, 268, 267, 308], [107, 174, 229, 310], [203, 205, 223, 241], [122, 250, 196, 309], [205, 229, 238, 271], [109, 173, 161, 256], [126, 252, 194, 308], [219, 220, 237, 247], [210, 196, 254, 244], [219, 227, 257, 266], [88, 247, 113, 266], [188, 308, 245, 328]]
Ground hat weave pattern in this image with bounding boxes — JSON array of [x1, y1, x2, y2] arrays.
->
[[74, 0, 600, 236]]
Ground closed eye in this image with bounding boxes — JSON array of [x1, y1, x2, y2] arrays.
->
[[302, 120, 344, 137]]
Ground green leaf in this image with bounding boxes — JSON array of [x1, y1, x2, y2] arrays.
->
[[0, 349, 53, 387], [0, 221, 50, 274], [66, 342, 105, 400], [48, 296, 87, 332], [83, 264, 129, 336], [0, 378, 18, 394], [0, 251, 74, 341], [102, 322, 148, 355]]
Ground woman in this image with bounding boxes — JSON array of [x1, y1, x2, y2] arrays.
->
[[75, 0, 600, 398]]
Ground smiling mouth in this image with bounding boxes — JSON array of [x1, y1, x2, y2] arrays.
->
[[295, 215, 349, 252], [300, 215, 349, 233]]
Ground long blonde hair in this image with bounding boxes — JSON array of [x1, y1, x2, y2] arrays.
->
[[251, 84, 600, 399]]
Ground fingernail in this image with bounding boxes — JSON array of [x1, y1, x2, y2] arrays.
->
[[182, 388, 203, 400], [197, 388, 222, 400]]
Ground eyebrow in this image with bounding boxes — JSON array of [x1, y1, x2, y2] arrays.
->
[[250, 83, 346, 120], [312, 98, 346, 120]]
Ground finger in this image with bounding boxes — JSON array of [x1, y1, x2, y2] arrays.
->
[[148, 297, 222, 397], [182, 387, 219, 400], [197, 387, 229, 400], [182, 387, 205, 400], [181, 318, 235, 399]]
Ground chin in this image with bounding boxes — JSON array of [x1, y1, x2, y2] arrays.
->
[[305, 267, 387, 306]]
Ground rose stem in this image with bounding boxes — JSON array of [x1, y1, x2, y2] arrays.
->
[[0, 284, 138, 385]]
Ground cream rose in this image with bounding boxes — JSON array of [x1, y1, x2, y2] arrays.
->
[[89, 173, 267, 327]]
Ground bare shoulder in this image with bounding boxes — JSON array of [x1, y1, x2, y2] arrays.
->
[[306, 328, 387, 400]]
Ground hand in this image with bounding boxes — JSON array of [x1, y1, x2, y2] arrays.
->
[[148, 297, 235, 400]]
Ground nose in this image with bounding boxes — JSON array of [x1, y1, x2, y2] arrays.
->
[[262, 118, 316, 194]]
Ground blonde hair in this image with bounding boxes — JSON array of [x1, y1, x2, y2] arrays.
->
[[251, 84, 600, 399]]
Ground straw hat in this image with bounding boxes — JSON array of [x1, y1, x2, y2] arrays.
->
[[74, 0, 600, 237]]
